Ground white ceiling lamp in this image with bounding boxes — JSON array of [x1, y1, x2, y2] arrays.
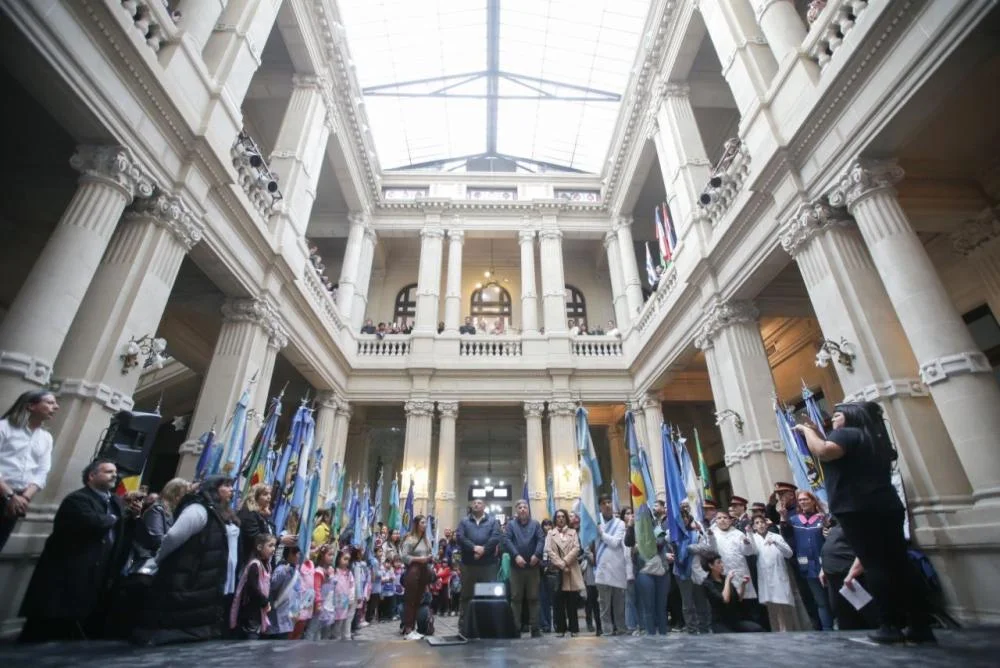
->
[[475, 240, 510, 290]]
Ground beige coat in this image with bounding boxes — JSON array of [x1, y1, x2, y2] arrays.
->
[[545, 527, 584, 592]]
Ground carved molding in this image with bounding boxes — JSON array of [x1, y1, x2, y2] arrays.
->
[[538, 228, 563, 242], [723, 439, 784, 466], [0, 350, 53, 386], [447, 229, 465, 244], [547, 400, 577, 417], [524, 401, 546, 419], [779, 200, 853, 257], [70, 145, 155, 201], [529, 490, 548, 501], [695, 300, 760, 350], [404, 400, 435, 417], [127, 190, 204, 250], [602, 230, 619, 250], [842, 378, 929, 403], [178, 438, 204, 456], [420, 226, 446, 240], [662, 82, 691, 98], [518, 229, 536, 244], [828, 159, 905, 211], [950, 211, 1000, 256], [919, 351, 992, 386], [437, 401, 459, 420], [56, 377, 135, 412], [221, 298, 288, 350]]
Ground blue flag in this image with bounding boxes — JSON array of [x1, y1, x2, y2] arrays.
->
[[576, 406, 602, 550], [387, 476, 401, 534], [546, 474, 556, 520], [402, 477, 415, 532], [662, 424, 693, 577], [521, 474, 530, 517]]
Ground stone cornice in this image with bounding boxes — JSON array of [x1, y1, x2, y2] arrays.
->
[[71, 145, 155, 200], [695, 300, 760, 350], [828, 159, 905, 211], [127, 190, 204, 250], [373, 198, 605, 214], [779, 200, 853, 257]]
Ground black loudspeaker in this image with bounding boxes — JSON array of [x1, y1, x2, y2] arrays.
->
[[468, 582, 518, 639], [96, 410, 161, 476]]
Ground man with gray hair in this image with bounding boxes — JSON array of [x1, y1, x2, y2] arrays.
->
[[503, 499, 545, 637]]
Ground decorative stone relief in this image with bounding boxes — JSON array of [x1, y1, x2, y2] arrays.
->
[[779, 200, 853, 257], [828, 159, 905, 210], [517, 229, 536, 244], [523, 401, 546, 419], [842, 378, 928, 403], [0, 351, 53, 386], [547, 400, 577, 417], [437, 401, 459, 420], [950, 212, 1000, 256], [404, 400, 435, 417], [695, 300, 760, 350], [127, 190, 204, 250], [70, 145, 155, 200], [56, 377, 135, 412], [919, 352, 992, 386], [723, 439, 784, 466], [435, 490, 456, 501], [221, 298, 288, 350], [419, 226, 446, 240]]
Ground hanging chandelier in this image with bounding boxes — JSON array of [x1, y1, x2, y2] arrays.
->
[[475, 240, 511, 290]]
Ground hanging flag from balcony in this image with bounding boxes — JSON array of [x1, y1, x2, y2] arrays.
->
[[654, 205, 671, 267], [645, 242, 659, 288], [661, 202, 678, 256]]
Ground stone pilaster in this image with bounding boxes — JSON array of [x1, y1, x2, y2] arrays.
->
[[615, 217, 644, 320], [443, 230, 465, 333], [831, 160, 1000, 505], [695, 299, 791, 503], [539, 228, 568, 333], [45, 191, 203, 500], [174, 0, 228, 52], [653, 84, 713, 234], [434, 401, 459, 529], [780, 200, 971, 512], [402, 399, 435, 513], [604, 228, 629, 328], [0, 146, 154, 409], [336, 211, 368, 319], [518, 229, 540, 333], [524, 401, 548, 519], [635, 394, 667, 501], [752, 0, 808, 64], [414, 227, 445, 333], [352, 225, 378, 330], [203, 0, 282, 107], [547, 400, 578, 502]]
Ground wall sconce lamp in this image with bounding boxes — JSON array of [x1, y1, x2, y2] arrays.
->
[[120, 334, 167, 374], [715, 408, 745, 434], [815, 337, 856, 372]]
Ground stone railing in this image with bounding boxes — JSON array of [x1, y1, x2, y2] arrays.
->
[[301, 264, 345, 333], [572, 336, 623, 357], [118, 0, 180, 53], [699, 139, 750, 225], [231, 130, 284, 218], [459, 336, 523, 357], [634, 265, 679, 333], [357, 335, 411, 357], [804, 0, 871, 70]]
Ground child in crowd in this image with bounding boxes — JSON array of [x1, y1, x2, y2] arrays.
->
[[380, 559, 396, 621], [304, 545, 334, 640], [289, 548, 317, 638], [392, 557, 405, 620], [415, 585, 435, 636], [266, 545, 301, 638], [433, 550, 451, 614], [230, 533, 275, 639], [366, 547, 384, 623], [448, 562, 462, 616], [324, 550, 355, 640], [350, 547, 369, 635]]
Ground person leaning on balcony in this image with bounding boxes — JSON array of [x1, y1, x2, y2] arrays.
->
[[360, 319, 376, 335], [568, 319, 579, 336], [459, 317, 476, 335], [606, 321, 620, 338]]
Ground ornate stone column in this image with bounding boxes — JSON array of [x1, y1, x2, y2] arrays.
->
[[615, 217, 644, 320], [635, 394, 667, 501], [336, 211, 368, 320], [203, 0, 282, 107], [175, 0, 228, 55], [524, 401, 548, 519], [518, 229, 540, 333], [831, 160, 1000, 505], [780, 201, 971, 512], [42, 192, 202, 500], [268, 75, 332, 237], [652, 84, 714, 234], [695, 300, 792, 503], [0, 146, 153, 410], [414, 227, 445, 333], [434, 401, 459, 529], [951, 211, 1000, 325], [402, 399, 435, 513], [443, 230, 465, 333], [351, 226, 378, 330], [547, 400, 578, 504], [539, 228, 568, 333], [178, 297, 287, 478], [697, 0, 778, 116], [314, 392, 342, 498], [751, 0, 808, 64], [604, 229, 629, 329]]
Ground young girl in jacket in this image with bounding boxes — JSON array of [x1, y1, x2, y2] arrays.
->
[[289, 550, 316, 639], [433, 551, 451, 614], [230, 533, 275, 639], [392, 557, 405, 620], [266, 545, 301, 638], [304, 545, 334, 640], [325, 550, 355, 640]]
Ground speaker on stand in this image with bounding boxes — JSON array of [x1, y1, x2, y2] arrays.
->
[[94, 409, 161, 478]]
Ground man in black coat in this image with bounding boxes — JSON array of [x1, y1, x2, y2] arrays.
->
[[19, 458, 136, 642]]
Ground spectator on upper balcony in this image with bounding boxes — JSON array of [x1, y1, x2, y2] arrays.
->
[[389, 322, 401, 335], [402, 322, 413, 335], [568, 319, 579, 336], [437, 322, 445, 334], [590, 324, 605, 336], [459, 317, 476, 335], [476, 317, 488, 333], [360, 319, 376, 335], [578, 323, 589, 336], [491, 319, 506, 336], [376, 323, 388, 339], [607, 321, 620, 338]]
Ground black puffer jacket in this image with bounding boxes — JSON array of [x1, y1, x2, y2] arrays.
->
[[133, 494, 229, 645]]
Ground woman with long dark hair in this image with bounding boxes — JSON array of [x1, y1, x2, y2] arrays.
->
[[0, 389, 58, 553], [794, 400, 934, 644], [399, 515, 435, 639]]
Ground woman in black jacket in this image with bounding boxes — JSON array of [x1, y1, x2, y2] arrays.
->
[[237, 483, 274, 569]]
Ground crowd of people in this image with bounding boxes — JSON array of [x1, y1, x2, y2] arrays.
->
[[359, 316, 622, 338], [307, 242, 338, 298], [2, 389, 937, 647]]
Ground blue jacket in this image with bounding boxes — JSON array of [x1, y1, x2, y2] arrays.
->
[[456, 513, 502, 565], [503, 518, 545, 566], [783, 512, 826, 578]]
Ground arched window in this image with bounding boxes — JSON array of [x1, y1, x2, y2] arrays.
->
[[393, 283, 417, 326], [470, 283, 512, 326], [565, 285, 587, 326]]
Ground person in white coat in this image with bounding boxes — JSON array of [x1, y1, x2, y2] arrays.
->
[[594, 495, 627, 635], [707, 511, 756, 600], [748, 515, 799, 631]]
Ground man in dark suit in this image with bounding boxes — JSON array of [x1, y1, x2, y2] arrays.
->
[[19, 458, 137, 642]]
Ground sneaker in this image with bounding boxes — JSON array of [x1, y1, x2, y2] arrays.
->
[[531, 628, 543, 639], [405, 630, 424, 640], [360, 621, 369, 628], [868, 625, 905, 645], [904, 627, 937, 645], [631, 630, 644, 637]]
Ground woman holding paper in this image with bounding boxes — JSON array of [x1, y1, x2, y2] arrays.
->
[[793, 401, 934, 645]]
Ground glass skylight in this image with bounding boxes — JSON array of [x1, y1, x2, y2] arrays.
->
[[337, 0, 650, 173]]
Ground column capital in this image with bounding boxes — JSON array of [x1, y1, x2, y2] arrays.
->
[[523, 401, 546, 419], [347, 210, 371, 228], [420, 226, 446, 240], [447, 229, 465, 244], [437, 401, 459, 419], [950, 210, 1000, 256], [547, 400, 576, 417], [631, 393, 661, 412], [221, 298, 287, 349], [695, 299, 759, 350], [779, 200, 852, 257], [70, 145, 155, 201], [829, 159, 905, 211], [612, 215, 633, 232], [602, 230, 620, 250], [404, 400, 435, 417], [126, 191, 204, 250], [517, 228, 536, 244], [538, 228, 563, 242]]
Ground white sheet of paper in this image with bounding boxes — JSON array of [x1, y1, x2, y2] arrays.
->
[[839, 581, 874, 611]]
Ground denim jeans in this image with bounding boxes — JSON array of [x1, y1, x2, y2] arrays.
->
[[806, 577, 834, 630], [539, 571, 553, 631], [625, 580, 639, 631], [636, 572, 670, 635]]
